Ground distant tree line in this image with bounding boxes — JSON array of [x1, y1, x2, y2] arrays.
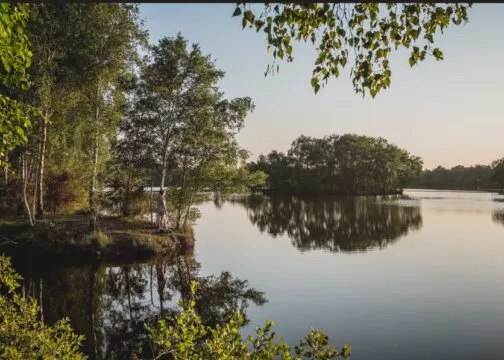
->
[[248, 134, 423, 195], [410, 158, 504, 191]]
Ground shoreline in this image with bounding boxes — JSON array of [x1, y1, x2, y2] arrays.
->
[[0, 215, 194, 264], [256, 189, 404, 196]]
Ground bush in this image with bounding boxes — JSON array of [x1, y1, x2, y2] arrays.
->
[[45, 171, 88, 214], [146, 281, 351, 360], [0, 181, 23, 215], [82, 231, 110, 249], [0, 256, 86, 360]]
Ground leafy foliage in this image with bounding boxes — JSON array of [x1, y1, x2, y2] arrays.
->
[[249, 133, 422, 195], [146, 281, 351, 360], [0, 3, 33, 162], [0, 256, 86, 360], [234, 3, 470, 96]]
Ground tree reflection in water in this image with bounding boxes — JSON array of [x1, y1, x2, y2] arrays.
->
[[14, 255, 266, 360], [492, 210, 504, 226], [234, 194, 423, 253]]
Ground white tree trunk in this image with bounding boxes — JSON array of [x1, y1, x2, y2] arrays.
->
[[22, 154, 35, 227], [36, 114, 48, 216]]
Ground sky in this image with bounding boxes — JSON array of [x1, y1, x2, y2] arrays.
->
[[138, 4, 504, 170]]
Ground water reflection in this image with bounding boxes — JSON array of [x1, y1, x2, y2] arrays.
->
[[492, 210, 504, 226], [233, 194, 423, 253], [13, 256, 266, 360]]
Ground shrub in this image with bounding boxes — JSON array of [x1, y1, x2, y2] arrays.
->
[[146, 281, 351, 360], [45, 171, 88, 214], [0, 256, 86, 360]]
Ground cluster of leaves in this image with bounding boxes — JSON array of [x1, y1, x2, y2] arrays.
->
[[0, 256, 86, 360], [0, 3, 33, 162], [146, 281, 351, 360], [249, 133, 423, 195], [234, 2, 470, 96]]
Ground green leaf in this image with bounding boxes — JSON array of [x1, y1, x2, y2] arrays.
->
[[232, 7, 242, 17], [433, 47, 444, 60], [1, 56, 11, 73]]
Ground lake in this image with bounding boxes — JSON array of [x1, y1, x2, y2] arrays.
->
[[10, 190, 504, 359]]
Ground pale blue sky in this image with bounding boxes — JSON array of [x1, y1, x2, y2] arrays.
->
[[139, 4, 504, 169]]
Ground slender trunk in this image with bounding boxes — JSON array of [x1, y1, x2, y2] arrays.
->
[[159, 126, 174, 189], [89, 87, 100, 232], [21, 154, 35, 227], [150, 179, 153, 224], [3, 152, 7, 185], [89, 132, 99, 232], [36, 114, 48, 216], [32, 155, 38, 221], [160, 140, 169, 189], [123, 162, 134, 217]]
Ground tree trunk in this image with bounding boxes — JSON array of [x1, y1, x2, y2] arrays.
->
[[89, 132, 99, 232], [32, 155, 38, 221], [21, 154, 35, 227], [89, 87, 100, 232], [123, 162, 134, 217], [159, 127, 173, 189], [3, 152, 7, 185], [160, 141, 169, 189], [36, 114, 48, 216]]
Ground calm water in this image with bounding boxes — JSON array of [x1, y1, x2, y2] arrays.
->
[[11, 190, 504, 359]]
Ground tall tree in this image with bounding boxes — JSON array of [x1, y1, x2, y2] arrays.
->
[[138, 34, 226, 190], [21, 4, 74, 216], [125, 34, 265, 228], [61, 4, 146, 231]]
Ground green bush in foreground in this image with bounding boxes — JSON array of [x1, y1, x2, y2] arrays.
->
[[0, 256, 86, 360], [0, 256, 351, 359], [146, 281, 351, 360]]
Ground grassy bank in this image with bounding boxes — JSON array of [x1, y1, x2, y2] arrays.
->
[[0, 215, 194, 264]]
